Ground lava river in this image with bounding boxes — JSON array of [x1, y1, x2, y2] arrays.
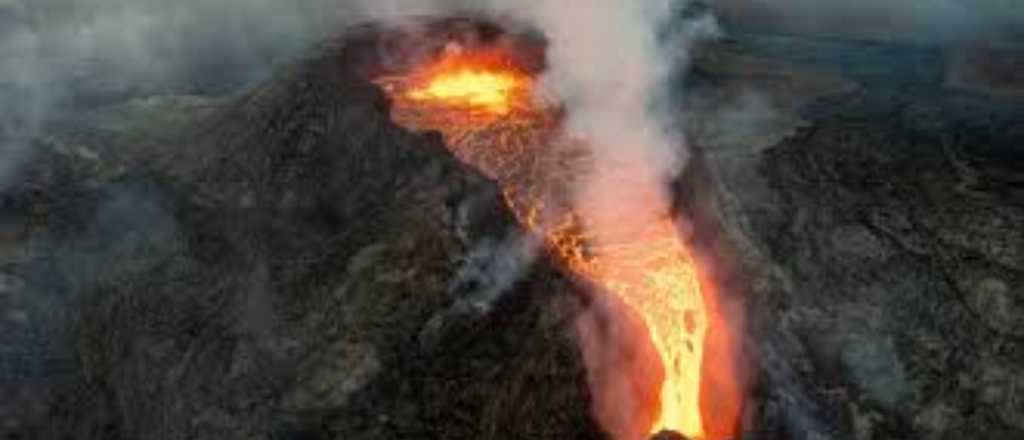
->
[[376, 47, 742, 440]]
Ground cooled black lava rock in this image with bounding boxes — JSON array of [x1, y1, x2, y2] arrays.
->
[[5, 12, 1023, 440], [0, 19, 603, 440], [685, 37, 1024, 437]]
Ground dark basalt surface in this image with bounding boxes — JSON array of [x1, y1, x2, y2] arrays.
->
[[0, 27, 600, 440], [1, 16, 1023, 440], [742, 100, 1023, 440], [686, 32, 1024, 440]]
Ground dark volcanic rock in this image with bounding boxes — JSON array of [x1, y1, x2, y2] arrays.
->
[[678, 28, 1024, 439], [5, 15, 1024, 440], [947, 47, 1024, 98], [693, 82, 1024, 439], [0, 31, 600, 440]]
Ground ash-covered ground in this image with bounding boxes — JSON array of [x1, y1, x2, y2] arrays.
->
[[1, 10, 1023, 440]]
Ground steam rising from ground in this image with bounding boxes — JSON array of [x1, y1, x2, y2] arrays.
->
[[3, 1, 712, 438], [2, 0, 1020, 197], [516, 4, 711, 437], [526, 0, 687, 217], [5, 1, 1021, 439], [2, 0, 1022, 187], [0, 0, 360, 189], [374, 2, 719, 436]]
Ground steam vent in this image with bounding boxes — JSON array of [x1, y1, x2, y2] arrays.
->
[[2, 8, 1024, 440]]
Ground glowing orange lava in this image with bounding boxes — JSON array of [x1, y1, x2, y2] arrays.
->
[[377, 49, 742, 440], [408, 69, 519, 114], [583, 217, 709, 438], [386, 46, 531, 116]]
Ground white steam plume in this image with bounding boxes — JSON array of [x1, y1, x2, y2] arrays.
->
[[5, 2, 712, 438], [526, 0, 684, 238], [518, 3, 719, 440], [0, 0, 368, 191], [362, 2, 719, 439]]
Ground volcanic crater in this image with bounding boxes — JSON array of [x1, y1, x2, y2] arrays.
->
[[1, 10, 1023, 440]]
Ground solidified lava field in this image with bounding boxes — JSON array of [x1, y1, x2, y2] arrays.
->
[[1, 7, 1023, 440]]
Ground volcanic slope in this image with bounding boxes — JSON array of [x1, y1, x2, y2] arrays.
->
[[0, 31, 608, 440], [376, 44, 744, 439]]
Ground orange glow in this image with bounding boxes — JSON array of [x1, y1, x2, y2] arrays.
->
[[570, 213, 709, 438], [618, 227, 705, 437], [408, 69, 520, 114], [377, 48, 743, 440], [390, 46, 531, 116]]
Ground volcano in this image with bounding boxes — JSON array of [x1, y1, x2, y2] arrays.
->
[[371, 21, 745, 439], [3, 10, 1024, 440]]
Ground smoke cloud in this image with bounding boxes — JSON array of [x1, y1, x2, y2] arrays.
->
[[0, 0, 369, 191], [3, 0, 1020, 190], [523, 3, 715, 438], [3, 0, 1022, 188], [359, 3, 720, 438], [16, 1, 1020, 439], [1, 1, 717, 438], [355, 3, 724, 438]]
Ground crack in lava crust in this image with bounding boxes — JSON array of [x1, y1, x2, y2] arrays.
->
[[376, 46, 740, 440]]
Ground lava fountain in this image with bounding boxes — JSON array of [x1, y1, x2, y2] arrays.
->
[[376, 44, 742, 440]]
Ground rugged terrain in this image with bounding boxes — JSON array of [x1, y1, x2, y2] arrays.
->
[[0, 31, 598, 440], [1, 19, 1023, 440], [685, 32, 1024, 439]]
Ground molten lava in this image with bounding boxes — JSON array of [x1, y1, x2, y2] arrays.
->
[[377, 48, 742, 440], [584, 217, 709, 438], [408, 69, 519, 114], [385, 45, 532, 116]]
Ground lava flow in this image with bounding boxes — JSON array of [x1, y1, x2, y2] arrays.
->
[[377, 47, 741, 440], [407, 68, 517, 114]]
